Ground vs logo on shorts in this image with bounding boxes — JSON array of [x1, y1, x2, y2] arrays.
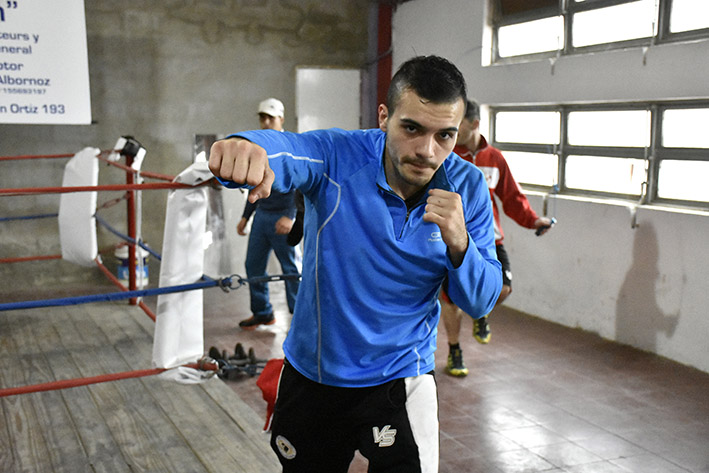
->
[[372, 425, 397, 447]]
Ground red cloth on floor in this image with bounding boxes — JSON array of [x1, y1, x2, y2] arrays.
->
[[256, 358, 284, 432]]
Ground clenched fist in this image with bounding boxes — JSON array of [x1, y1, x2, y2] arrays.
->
[[208, 138, 275, 203]]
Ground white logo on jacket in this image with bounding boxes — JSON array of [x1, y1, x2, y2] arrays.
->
[[478, 166, 500, 189]]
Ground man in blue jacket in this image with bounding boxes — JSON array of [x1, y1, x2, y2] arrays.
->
[[209, 55, 501, 472]]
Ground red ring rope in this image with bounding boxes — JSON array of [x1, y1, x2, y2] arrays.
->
[[94, 257, 157, 322], [0, 360, 219, 398], [0, 153, 74, 161], [0, 254, 62, 264], [95, 154, 179, 182], [0, 181, 198, 197]]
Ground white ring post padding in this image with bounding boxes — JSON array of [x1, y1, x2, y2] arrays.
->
[[58, 147, 100, 267], [152, 162, 212, 370]]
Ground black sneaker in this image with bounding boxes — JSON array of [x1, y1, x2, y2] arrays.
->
[[446, 346, 469, 377], [473, 315, 491, 344], [239, 313, 275, 331]]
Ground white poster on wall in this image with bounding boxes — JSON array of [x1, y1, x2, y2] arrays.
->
[[0, 0, 91, 124]]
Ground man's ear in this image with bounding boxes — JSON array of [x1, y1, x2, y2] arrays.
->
[[378, 104, 389, 132]]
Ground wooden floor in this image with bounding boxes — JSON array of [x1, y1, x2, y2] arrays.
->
[[0, 280, 280, 473]]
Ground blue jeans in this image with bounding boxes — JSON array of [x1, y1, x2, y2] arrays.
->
[[245, 210, 300, 317]]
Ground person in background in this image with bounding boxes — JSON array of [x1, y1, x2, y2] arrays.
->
[[442, 99, 554, 377], [235, 98, 300, 330], [209, 56, 501, 471]]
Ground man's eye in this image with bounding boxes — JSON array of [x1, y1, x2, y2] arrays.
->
[[439, 132, 453, 140]]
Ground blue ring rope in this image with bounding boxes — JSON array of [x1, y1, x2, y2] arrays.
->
[[0, 279, 222, 312], [0, 273, 300, 312], [94, 214, 162, 261], [0, 213, 58, 223]]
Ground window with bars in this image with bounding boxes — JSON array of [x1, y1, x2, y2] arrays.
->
[[489, 101, 709, 208], [492, 0, 709, 62]]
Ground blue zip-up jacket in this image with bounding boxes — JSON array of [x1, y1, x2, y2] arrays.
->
[[219, 128, 501, 387]]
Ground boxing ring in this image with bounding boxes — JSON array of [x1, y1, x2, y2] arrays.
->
[[0, 138, 292, 398]]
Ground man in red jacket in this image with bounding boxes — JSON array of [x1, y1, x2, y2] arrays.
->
[[442, 100, 554, 376]]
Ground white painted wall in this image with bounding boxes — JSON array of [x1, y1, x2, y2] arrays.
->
[[502, 195, 709, 373], [392, 0, 709, 373], [296, 67, 362, 132]]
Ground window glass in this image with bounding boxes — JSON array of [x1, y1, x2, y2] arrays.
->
[[670, 0, 709, 33], [573, 0, 658, 47], [492, 101, 709, 207], [568, 110, 651, 147], [662, 108, 709, 148], [495, 111, 560, 144], [657, 160, 709, 202], [566, 155, 646, 194], [503, 151, 559, 186], [498, 16, 564, 57]]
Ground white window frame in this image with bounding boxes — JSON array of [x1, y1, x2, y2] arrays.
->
[[490, 0, 709, 65], [490, 100, 709, 209]]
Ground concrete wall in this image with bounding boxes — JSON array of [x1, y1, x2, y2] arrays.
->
[[1, 0, 372, 284], [392, 0, 709, 373]]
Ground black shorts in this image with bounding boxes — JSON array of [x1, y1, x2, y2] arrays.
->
[[270, 360, 439, 472]]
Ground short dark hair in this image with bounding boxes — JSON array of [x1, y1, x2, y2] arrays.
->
[[464, 99, 480, 121], [386, 55, 467, 115]]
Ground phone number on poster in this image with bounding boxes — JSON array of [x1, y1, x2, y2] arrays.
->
[[1, 87, 48, 95]]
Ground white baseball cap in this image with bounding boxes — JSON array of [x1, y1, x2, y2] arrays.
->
[[258, 98, 284, 118]]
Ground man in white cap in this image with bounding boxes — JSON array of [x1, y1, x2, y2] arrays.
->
[[258, 97, 285, 132], [235, 98, 300, 329]]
